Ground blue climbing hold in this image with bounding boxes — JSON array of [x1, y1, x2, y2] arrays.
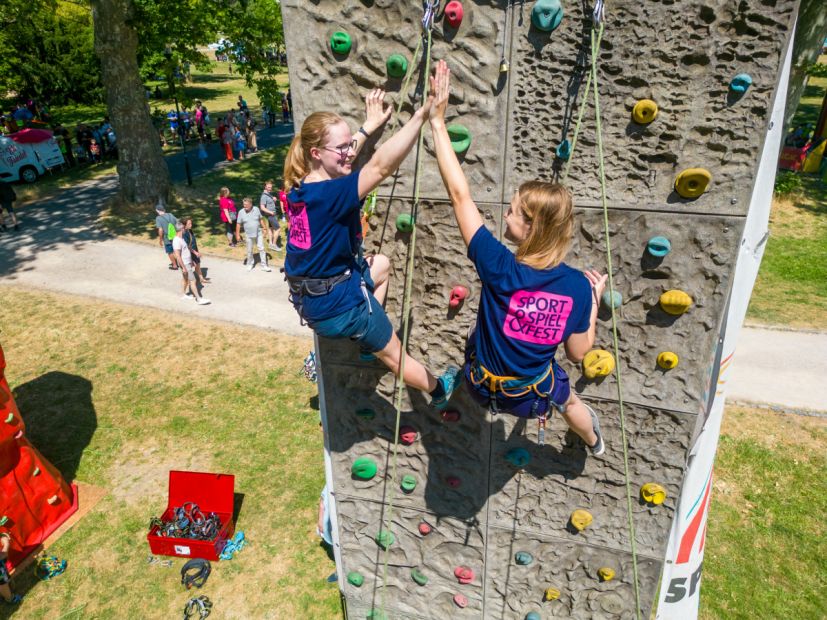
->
[[601, 290, 622, 309], [506, 447, 531, 467], [647, 236, 672, 257], [515, 551, 534, 566], [525, 613, 542, 620], [555, 139, 570, 161], [730, 73, 752, 94], [531, 0, 563, 32]]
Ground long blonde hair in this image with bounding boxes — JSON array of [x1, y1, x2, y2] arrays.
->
[[283, 112, 344, 191], [515, 181, 574, 270]]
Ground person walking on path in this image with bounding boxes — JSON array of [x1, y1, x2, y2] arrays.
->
[[0, 180, 19, 232], [218, 187, 238, 247], [236, 197, 271, 272], [183, 217, 210, 285], [172, 223, 211, 305], [219, 120, 234, 161], [154, 203, 179, 270], [259, 180, 282, 251]]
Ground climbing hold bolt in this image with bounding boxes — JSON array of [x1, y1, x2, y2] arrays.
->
[[515, 551, 534, 566], [330, 31, 352, 55], [582, 349, 615, 379], [399, 425, 418, 445], [347, 571, 364, 587], [401, 474, 417, 493], [453, 593, 469, 608], [386, 54, 408, 79], [418, 521, 432, 535], [32, 467, 40, 476], [601, 290, 622, 310], [411, 567, 429, 586], [598, 567, 616, 582], [47, 495, 59, 505], [454, 566, 475, 584], [447, 124, 472, 153], [659, 289, 693, 315], [543, 587, 561, 601], [396, 213, 414, 233], [446, 475, 461, 488], [531, 0, 564, 32], [632, 99, 658, 124], [674, 168, 712, 199], [729, 73, 752, 94], [4, 412, 13, 424], [356, 407, 376, 420], [441, 410, 461, 423], [525, 613, 541, 620], [444, 1, 464, 28], [375, 530, 395, 550], [647, 236, 672, 257], [505, 447, 531, 468], [555, 139, 571, 161], [641, 482, 667, 505], [570, 509, 593, 532], [657, 351, 679, 370], [351, 457, 378, 480], [449, 286, 468, 308]]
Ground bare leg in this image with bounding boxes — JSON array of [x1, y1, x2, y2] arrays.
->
[[0, 582, 12, 602], [367, 253, 390, 305], [560, 392, 597, 447], [376, 332, 437, 393], [181, 272, 189, 295]]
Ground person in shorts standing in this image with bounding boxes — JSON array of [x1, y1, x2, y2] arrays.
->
[[172, 223, 211, 305], [236, 197, 271, 272], [183, 217, 210, 285], [0, 532, 22, 604], [259, 180, 283, 251], [154, 203, 179, 270], [0, 180, 19, 232]]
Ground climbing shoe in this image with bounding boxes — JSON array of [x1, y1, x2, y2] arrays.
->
[[586, 404, 605, 456], [431, 366, 460, 411]]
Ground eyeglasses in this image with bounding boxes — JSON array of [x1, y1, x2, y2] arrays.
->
[[321, 139, 357, 157]]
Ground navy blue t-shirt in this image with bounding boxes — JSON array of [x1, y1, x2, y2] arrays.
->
[[284, 173, 364, 321], [468, 225, 592, 378]]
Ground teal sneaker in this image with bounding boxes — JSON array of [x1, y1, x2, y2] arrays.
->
[[432, 366, 460, 410]]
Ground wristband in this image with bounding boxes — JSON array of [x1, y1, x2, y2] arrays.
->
[[357, 126, 370, 138]]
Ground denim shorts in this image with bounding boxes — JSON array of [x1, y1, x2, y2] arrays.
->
[[0, 559, 9, 585], [308, 291, 393, 353], [164, 241, 174, 254]]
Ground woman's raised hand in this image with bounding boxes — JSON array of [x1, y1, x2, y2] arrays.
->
[[428, 60, 450, 124], [363, 88, 392, 135]]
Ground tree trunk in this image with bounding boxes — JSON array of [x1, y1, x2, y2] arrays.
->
[[90, 0, 170, 206]]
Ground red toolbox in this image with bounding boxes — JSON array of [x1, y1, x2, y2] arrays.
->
[[146, 470, 235, 561]]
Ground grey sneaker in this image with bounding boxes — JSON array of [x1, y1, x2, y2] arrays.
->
[[586, 404, 605, 456], [261, 264, 272, 272]]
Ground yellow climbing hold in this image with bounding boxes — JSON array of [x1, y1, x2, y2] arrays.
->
[[543, 587, 561, 601], [674, 168, 712, 199], [570, 509, 593, 532], [657, 351, 679, 369], [632, 99, 658, 124], [598, 567, 616, 582], [641, 482, 667, 505], [582, 349, 615, 379], [659, 290, 693, 315]]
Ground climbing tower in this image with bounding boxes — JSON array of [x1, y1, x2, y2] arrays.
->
[[281, 1, 799, 617]]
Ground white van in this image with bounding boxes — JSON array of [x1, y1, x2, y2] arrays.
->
[[0, 130, 65, 184]]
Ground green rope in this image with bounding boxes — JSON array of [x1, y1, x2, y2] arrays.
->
[[378, 24, 434, 619], [588, 21, 643, 620]]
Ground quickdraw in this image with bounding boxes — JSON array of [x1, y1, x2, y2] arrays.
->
[[181, 558, 211, 590], [35, 555, 67, 580], [422, 0, 440, 31], [150, 502, 222, 541], [183, 595, 213, 620], [300, 351, 317, 383]]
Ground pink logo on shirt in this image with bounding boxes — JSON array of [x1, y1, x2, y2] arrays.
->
[[503, 290, 573, 345], [288, 200, 311, 249]]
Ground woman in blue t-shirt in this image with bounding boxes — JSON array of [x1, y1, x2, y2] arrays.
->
[[428, 60, 607, 455], [282, 88, 458, 409]]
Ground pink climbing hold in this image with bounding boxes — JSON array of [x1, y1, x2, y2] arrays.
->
[[454, 566, 474, 584], [449, 285, 468, 308], [445, 1, 464, 28], [399, 425, 418, 445], [453, 593, 469, 608], [441, 410, 461, 423], [418, 521, 432, 536], [446, 475, 461, 489]]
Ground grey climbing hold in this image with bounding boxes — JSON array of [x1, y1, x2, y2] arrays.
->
[[515, 551, 534, 566], [505, 447, 531, 467], [601, 290, 622, 309]]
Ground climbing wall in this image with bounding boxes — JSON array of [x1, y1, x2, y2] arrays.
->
[[282, 1, 799, 618]]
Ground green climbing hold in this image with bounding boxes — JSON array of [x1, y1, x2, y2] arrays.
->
[[505, 447, 531, 467], [4, 412, 14, 424], [366, 610, 388, 620], [447, 124, 472, 153], [32, 467, 41, 476], [351, 457, 378, 480], [601, 290, 622, 309], [411, 567, 429, 586], [396, 213, 414, 233], [515, 551, 534, 566], [347, 571, 364, 587], [0, 516, 7, 526], [401, 474, 417, 493], [356, 407, 376, 420], [525, 613, 542, 620], [375, 530, 395, 550], [330, 31, 352, 55], [386, 54, 408, 78], [531, 0, 563, 32]]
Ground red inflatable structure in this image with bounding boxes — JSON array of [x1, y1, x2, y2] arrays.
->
[[0, 343, 77, 569]]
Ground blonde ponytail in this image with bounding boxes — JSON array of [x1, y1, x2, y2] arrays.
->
[[282, 111, 345, 192], [515, 181, 574, 270]]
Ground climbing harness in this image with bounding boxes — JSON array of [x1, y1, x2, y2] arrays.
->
[[183, 595, 213, 620], [150, 503, 222, 541], [219, 531, 247, 560], [34, 555, 67, 580], [180, 558, 211, 590], [299, 351, 318, 383]]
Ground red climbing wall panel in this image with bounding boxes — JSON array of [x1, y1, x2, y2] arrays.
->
[[0, 343, 77, 569]]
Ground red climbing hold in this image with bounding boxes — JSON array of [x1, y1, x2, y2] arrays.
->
[[399, 426, 418, 445], [446, 475, 461, 488], [449, 285, 468, 308], [418, 521, 432, 535], [454, 566, 474, 584], [453, 593, 469, 608], [441, 410, 461, 423], [445, 1, 464, 28]]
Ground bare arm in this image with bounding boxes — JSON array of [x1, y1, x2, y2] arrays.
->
[[564, 270, 608, 363], [428, 60, 483, 247]]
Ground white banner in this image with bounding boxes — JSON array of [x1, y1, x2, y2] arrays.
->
[[655, 27, 795, 619]]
